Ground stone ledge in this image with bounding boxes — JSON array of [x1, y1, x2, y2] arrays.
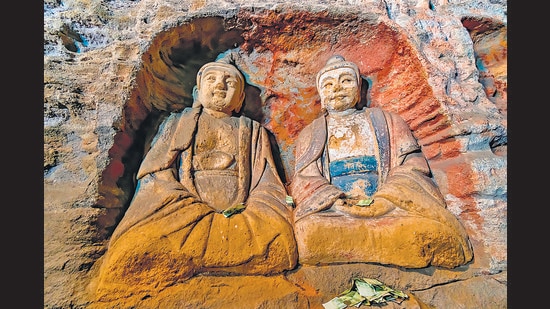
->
[[87, 264, 506, 308]]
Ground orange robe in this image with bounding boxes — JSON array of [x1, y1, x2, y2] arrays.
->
[[94, 108, 298, 300]]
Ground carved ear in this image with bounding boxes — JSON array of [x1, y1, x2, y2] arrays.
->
[[192, 86, 202, 108], [234, 92, 245, 113]]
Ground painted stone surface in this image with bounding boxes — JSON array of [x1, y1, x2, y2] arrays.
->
[[290, 56, 473, 268], [91, 58, 298, 302], [44, 3, 507, 308], [90, 55, 475, 307]]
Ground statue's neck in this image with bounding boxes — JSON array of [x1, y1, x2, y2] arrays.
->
[[203, 108, 231, 119], [327, 108, 359, 118]]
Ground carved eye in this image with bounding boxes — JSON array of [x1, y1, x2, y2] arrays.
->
[[341, 77, 354, 86], [322, 81, 333, 89], [205, 75, 216, 83], [226, 78, 237, 88]]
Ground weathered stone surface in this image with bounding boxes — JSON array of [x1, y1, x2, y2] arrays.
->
[[91, 65, 300, 301], [44, 1, 507, 308], [87, 264, 504, 308]]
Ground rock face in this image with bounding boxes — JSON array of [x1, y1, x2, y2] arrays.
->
[[44, 1, 507, 308]]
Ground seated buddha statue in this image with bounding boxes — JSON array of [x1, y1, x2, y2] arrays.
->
[[289, 55, 473, 269], [93, 56, 298, 301]]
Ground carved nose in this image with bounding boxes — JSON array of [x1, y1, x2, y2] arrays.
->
[[214, 80, 226, 89]]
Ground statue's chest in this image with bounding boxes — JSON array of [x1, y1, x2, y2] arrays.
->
[[326, 113, 376, 159], [195, 115, 239, 154], [193, 115, 239, 170], [188, 114, 241, 210], [326, 112, 379, 198]]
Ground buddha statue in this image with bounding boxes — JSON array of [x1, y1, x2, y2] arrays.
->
[[93, 56, 298, 301], [290, 55, 473, 269]]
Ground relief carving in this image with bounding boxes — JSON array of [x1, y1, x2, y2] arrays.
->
[[92, 53, 474, 302], [93, 56, 298, 300], [290, 55, 474, 268]]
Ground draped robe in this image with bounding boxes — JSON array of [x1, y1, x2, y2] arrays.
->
[[94, 108, 298, 300], [290, 107, 473, 269]]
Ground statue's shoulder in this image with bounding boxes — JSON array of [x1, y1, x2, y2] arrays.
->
[[295, 115, 326, 153], [364, 107, 407, 127], [150, 108, 199, 146], [170, 107, 202, 126], [236, 114, 257, 130], [161, 107, 196, 126], [300, 115, 325, 136], [364, 106, 388, 117]]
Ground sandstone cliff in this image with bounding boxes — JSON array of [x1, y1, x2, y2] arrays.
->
[[44, 1, 507, 308]]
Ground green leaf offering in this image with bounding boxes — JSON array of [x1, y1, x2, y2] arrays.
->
[[322, 297, 348, 309], [222, 203, 246, 218], [355, 280, 377, 297], [356, 198, 373, 207], [323, 277, 408, 308], [338, 290, 365, 307], [286, 195, 295, 206]]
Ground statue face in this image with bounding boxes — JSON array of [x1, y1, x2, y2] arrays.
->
[[197, 68, 244, 115], [318, 67, 359, 113]]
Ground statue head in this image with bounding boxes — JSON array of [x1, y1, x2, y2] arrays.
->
[[316, 55, 362, 113], [194, 58, 246, 114]]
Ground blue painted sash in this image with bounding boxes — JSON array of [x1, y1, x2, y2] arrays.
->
[[329, 156, 379, 196]]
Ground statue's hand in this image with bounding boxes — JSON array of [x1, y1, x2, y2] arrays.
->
[[333, 198, 346, 208], [333, 197, 395, 218]]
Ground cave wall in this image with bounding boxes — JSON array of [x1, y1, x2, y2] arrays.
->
[[44, 1, 506, 308]]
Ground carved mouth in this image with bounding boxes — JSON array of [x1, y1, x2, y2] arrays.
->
[[212, 90, 227, 98], [330, 94, 348, 100]]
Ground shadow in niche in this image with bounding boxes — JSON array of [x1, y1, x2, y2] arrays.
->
[[155, 17, 246, 110], [400, 263, 471, 277], [97, 109, 170, 241], [241, 82, 288, 185], [241, 83, 264, 123], [357, 77, 371, 110], [268, 132, 288, 185]]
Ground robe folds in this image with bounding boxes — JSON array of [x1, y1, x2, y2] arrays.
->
[[290, 107, 474, 269], [94, 108, 298, 300]]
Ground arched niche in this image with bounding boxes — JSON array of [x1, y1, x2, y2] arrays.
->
[[94, 8, 450, 240]]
